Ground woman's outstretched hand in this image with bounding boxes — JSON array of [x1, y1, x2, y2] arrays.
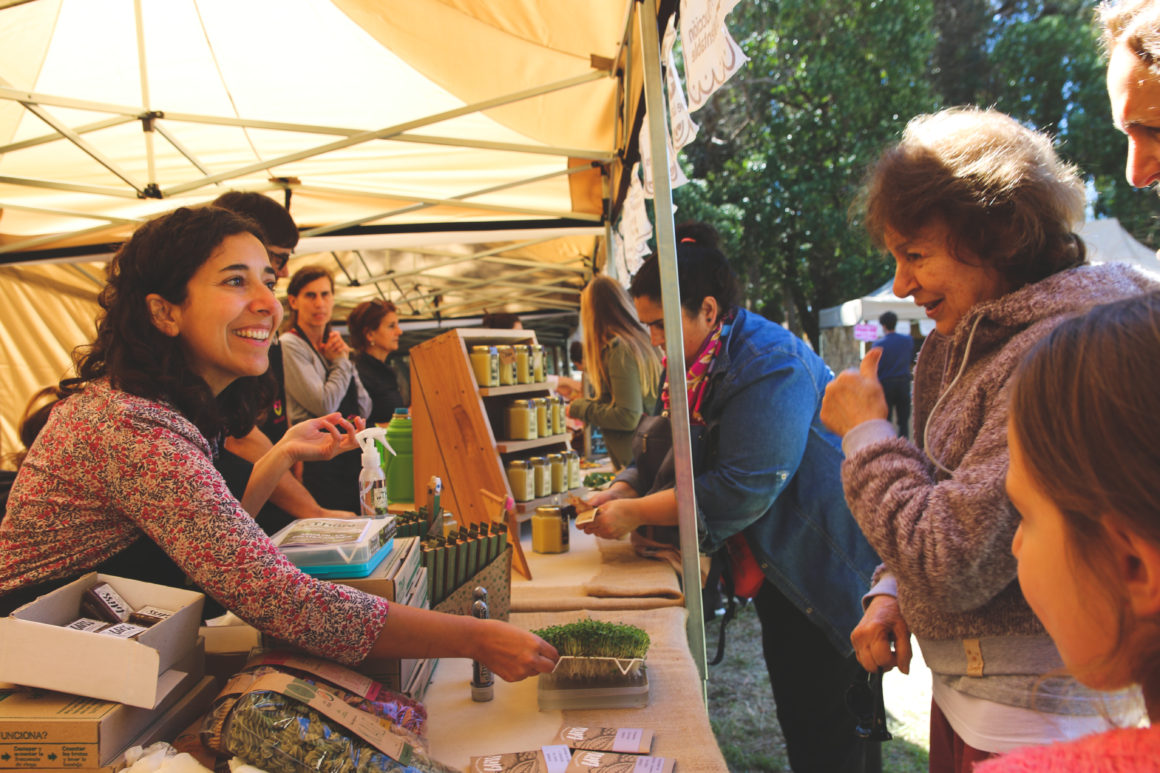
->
[[821, 347, 889, 437], [278, 413, 364, 464]]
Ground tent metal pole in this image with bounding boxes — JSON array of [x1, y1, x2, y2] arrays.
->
[[133, 0, 157, 188], [389, 133, 613, 163], [21, 103, 146, 195], [0, 222, 130, 255], [639, 0, 709, 692], [151, 123, 212, 176], [0, 175, 141, 198], [0, 116, 133, 155], [353, 237, 560, 285], [0, 201, 138, 224], [160, 71, 609, 198]]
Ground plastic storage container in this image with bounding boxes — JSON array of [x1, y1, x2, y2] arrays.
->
[[272, 516, 396, 578], [384, 408, 414, 503]]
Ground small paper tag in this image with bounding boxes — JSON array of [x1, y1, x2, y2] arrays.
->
[[565, 752, 674, 773], [542, 745, 573, 773], [556, 727, 653, 755], [64, 617, 107, 633]]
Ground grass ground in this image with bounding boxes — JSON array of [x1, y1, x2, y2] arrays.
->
[[706, 601, 932, 773]]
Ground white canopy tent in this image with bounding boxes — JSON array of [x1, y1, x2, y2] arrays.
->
[[0, 0, 663, 450], [0, 0, 712, 677]]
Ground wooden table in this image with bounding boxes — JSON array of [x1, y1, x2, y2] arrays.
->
[[422, 521, 727, 771]]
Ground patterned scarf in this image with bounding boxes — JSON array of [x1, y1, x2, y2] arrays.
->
[[661, 310, 734, 425]]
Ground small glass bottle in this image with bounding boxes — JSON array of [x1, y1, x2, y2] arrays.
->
[[566, 450, 582, 490], [547, 453, 566, 494], [497, 345, 517, 386], [533, 397, 549, 437], [529, 456, 550, 498], [530, 344, 545, 383], [513, 344, 532, 384], [506, 459, 534, 502], [552, 394, 567, 436], [505, 399, 536, 440], [470, 345, 499, 387]]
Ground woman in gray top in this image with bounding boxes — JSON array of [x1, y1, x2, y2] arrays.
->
[[281, 265, 370, 512], [822, 108, 1157, 771], [563, 275, 661, 469]]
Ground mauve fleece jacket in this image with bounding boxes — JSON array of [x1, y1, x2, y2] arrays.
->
[[974, 725, 1160, 772], [842, 263, 1160, 646]]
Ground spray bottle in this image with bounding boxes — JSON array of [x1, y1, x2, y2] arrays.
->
[[355, 427, 394, 517], [471, 586, 494, 702]]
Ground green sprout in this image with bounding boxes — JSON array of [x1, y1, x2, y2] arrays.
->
[[533, 619, 650, 660]]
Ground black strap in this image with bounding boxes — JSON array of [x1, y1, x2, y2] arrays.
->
[[708, 547, 738, 666]]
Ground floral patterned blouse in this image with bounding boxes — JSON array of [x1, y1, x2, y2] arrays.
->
[[0, 378, 389, 665]]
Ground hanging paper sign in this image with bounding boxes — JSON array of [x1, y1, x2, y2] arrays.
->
[[639, 110, 689, 199], [618, 167, 653, 272], [854, 323, 881, 342], [663, 19, 699, 151], [680, 0, 749, 112]]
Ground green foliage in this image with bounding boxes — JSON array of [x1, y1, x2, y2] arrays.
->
[[668, 0, 1159, 343], [676, 0, 937, 343], [533, 619, 651, 659]]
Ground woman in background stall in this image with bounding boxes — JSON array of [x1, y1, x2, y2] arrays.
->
[[559, 275, 662, 469], [282, 265, 370, 512], [0, 206, 558, 679], [347, 299, 406, 426]]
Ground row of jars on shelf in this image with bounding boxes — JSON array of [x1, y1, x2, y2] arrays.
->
[[470, 343, 545, 388], [503, 396, 566, 441], [507, 452, 582, 502]]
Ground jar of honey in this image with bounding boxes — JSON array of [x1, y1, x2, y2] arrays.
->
[[506, 459, 534, 502], [513, 344, 532, 384], [497, 345, 517, 386], [505, 399, 536, 440], [470, 345, 499, 387], [531, 505, 569, 554]]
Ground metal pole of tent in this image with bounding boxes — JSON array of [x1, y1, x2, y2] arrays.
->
[[637, 0, 709, 689]]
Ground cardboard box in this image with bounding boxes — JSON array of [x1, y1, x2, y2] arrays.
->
[[0, 644, 206, 769], [0, 574, 205, 709]]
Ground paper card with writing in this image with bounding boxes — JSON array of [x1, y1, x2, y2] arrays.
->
[[564, 751, 675, 773], [680, 0, 749, 112], [555, 727, 654, 754]]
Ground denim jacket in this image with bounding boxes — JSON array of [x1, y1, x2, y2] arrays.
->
[[688, 309, 879, 653]]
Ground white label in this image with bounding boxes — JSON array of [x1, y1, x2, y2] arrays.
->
[[99, 622, 148, 638], [542, 746, 572, 773], [64, 618, 107, 633], [633, 758, 669, 773], [612, 728, 644, 754]]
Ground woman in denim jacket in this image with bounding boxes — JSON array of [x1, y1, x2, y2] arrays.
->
[[582, 223, 881, 773]]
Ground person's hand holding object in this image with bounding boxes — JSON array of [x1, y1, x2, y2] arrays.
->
[[851, 594, 913, 675]]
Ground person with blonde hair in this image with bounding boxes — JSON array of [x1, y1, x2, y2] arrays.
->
[[822, 107, 1158, 771], [562, 275, 662, 469]]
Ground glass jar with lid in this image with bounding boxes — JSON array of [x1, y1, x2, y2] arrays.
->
[[566, 450, 582, 490], [506, 459, 534, 502], [529, 456, 550, 498], [531, 505, 569, 554], [497, 345, 517, 386], [533, 397, 549, 437], [470, 345, 499, 387], [547, 453, 566, 494], [551, 394, 567, 436], [505, 399, 536, 440], [530, 344, 545, 383], [513, 344, 532, 384]]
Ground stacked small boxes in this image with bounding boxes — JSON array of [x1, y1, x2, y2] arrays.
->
[[0, 574, 216, 771]]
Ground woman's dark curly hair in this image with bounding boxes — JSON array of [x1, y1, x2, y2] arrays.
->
[[628, 221, 742, 314], [65, 206, 275, 440]]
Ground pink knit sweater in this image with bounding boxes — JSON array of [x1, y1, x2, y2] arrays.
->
[[975, 726, 1160, 772]]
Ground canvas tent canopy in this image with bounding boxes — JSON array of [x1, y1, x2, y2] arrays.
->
[[0, 0, 674, 452]]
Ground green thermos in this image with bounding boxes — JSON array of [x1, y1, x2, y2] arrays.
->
[[384, 407, 414, 503]]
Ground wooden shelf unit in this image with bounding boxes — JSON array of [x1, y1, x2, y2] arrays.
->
[[410, 328, 582, 526]]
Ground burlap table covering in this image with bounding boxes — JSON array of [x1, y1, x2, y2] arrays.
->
[[511, 532, 684, 612], [423, 606, 727, 772]]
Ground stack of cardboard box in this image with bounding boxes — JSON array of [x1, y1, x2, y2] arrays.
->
[[0, 574, 217, 772]]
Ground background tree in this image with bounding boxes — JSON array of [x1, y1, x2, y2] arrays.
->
[[669, 0, 1158, 343]]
